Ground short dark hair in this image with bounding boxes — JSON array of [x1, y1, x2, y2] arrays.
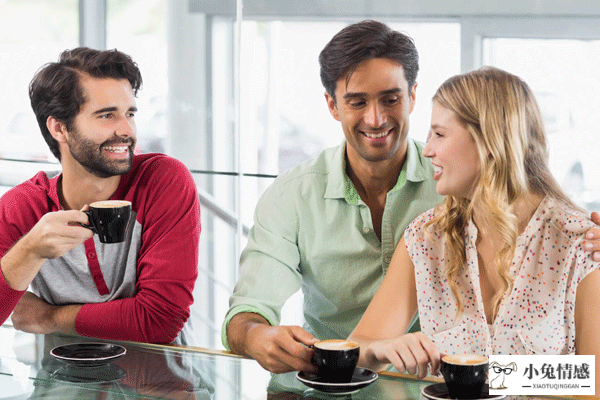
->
[[318, 20, 419, 102], [29, 47, 143, 160]]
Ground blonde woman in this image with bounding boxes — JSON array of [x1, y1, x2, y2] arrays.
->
[[349, 68, 600, 389]]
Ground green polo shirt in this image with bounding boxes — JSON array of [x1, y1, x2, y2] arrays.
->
[[222, 138, 442, 349]]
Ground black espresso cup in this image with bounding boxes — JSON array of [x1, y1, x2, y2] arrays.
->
[[311, 339, 360, 383], [82, 200, 132, 244], [441, 354, 489, 399]]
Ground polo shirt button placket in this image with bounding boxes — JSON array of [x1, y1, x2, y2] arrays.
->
[[363, 226, 370, 234]]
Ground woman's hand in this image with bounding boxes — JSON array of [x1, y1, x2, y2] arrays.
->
[[363, 332, 441, 379]]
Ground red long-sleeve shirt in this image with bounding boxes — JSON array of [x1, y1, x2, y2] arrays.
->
[[0, 154, 200, 343], [0, 274, 25, 324]]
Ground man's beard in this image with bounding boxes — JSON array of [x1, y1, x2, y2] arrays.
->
[[67, 127, 135, 179]]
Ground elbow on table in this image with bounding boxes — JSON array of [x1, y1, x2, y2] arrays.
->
[[131, 288, 194, 344], [142, 312, 188, 344], [76, 296, 191, 344]]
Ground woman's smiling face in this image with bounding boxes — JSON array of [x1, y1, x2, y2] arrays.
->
[[423, 101, 481, 199]]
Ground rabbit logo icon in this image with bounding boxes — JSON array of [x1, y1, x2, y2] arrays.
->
[[489, 361, 517, 389]]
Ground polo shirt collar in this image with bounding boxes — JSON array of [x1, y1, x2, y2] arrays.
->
[[323, 142, 347, 200], [404, 138, 430, 183], [324, 138, 429, 203]]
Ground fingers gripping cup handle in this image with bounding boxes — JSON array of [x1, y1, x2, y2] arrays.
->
[[81, 210, 98, 234]]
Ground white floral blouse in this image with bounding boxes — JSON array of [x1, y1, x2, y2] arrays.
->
[[405, 196, 599, 355]]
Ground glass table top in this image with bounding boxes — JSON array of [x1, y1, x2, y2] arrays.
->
[[0, 325, 587, 399]]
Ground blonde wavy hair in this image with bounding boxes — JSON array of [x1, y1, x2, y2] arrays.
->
[[425, 67, 578, 321]]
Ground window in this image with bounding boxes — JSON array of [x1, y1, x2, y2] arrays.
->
[[107, 0, 168, 155], [0, 0, 77, 191], [458, 16, 600, 212], [483, 38, 600, 212]]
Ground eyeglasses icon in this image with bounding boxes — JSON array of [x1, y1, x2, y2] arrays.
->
[[492, 366, 514, 375]]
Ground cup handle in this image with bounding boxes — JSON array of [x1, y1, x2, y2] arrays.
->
[[79, 210, 98, 234]]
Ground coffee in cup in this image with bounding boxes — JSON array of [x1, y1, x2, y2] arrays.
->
[[82, 200, 132, 244], [311, 339, 360, 383], [441, 354, 488, 399]]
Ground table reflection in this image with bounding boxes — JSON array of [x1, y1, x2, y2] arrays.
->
[[30, 335, 214, 399], [42, 360, 126, 384], [1, 327, 219, 399], [0, 326, 588, 400], [267, 369, 427, 400]]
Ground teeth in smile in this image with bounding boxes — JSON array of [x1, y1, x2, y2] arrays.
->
[[104, 146, 128, 153], [434, 165, 443, 173], [364, 131, 389, 139]]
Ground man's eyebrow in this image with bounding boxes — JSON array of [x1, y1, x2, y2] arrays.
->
[[342, 88, 402, 100], [92, 106, 138, 115]]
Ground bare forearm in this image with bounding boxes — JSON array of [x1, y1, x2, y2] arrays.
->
[[12, 292, 80, 335], [1, 235, 46, 291], [349, 334, 389, 371], [226, 312, 318, 373], [51, 304, 81, 335], [1, 210, 93, 291], [226, 312, 271, 356], [351, 332, 442, 378]]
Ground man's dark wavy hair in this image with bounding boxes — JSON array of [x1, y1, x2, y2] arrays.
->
[[319, 20, 419, 102], [29, 47, 142, 161]]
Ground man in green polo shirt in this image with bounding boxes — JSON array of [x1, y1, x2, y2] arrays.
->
[[222, 20, 600, 374], [222, 20, 439, 374]]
